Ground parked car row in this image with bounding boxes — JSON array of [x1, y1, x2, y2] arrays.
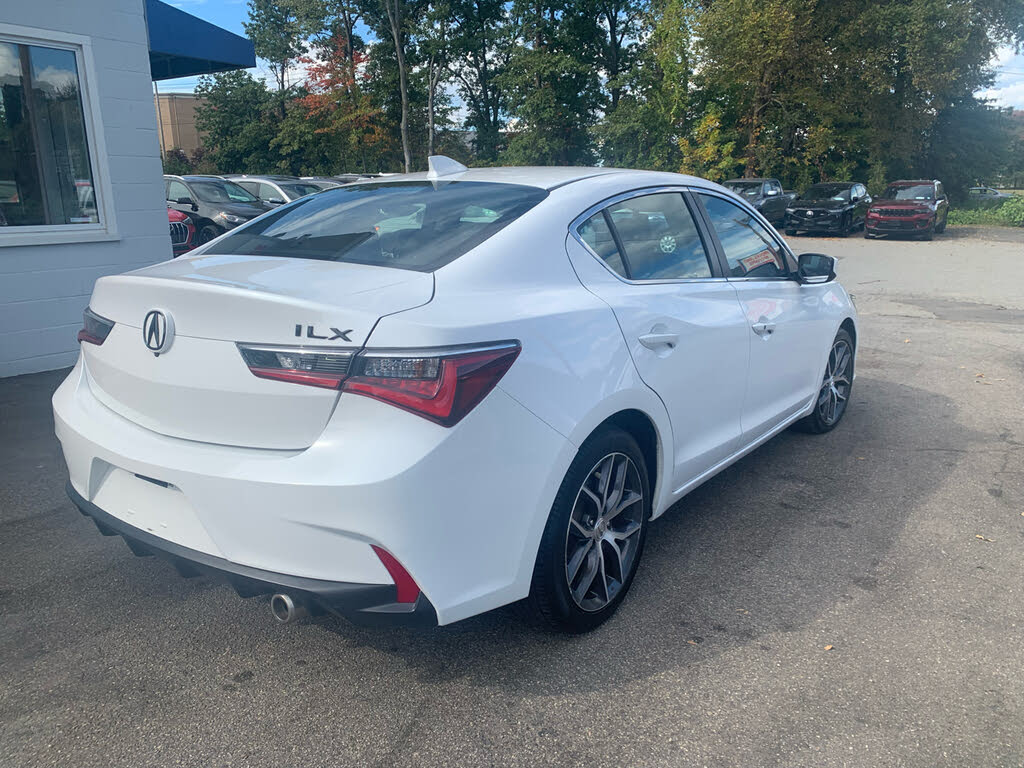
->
[[778, 178, 949, 241], [164, 173, 376, 255]]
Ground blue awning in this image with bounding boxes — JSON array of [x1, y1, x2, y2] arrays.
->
[[146, 0, 256, 81]]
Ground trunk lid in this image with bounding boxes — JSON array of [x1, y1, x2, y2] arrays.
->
[[84, 254, 433, 449]]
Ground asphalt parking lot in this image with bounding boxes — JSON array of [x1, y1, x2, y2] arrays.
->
[[2, 226, 1023, 768]]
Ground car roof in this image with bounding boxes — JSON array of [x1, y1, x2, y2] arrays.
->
[[888, 179, 936, 185], [808, 181, 855, 186], [223, 175, 299, 182], [349, 165, 724, 192]]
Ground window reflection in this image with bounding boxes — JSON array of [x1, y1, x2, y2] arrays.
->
[[0, 41, 97, 227], [699, 194, 787, 278]]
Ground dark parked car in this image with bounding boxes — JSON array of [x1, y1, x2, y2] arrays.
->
[[967, 186, 1013, 208], [164, 175, 272, 245], [785, 182, 871, 237], [865, 179, 949, 240], [225, 175, 324, 205], [722, 178, 797, 226], [167, 207, 195, 256]]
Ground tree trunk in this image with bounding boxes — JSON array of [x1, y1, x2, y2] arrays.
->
[[427, 56, 436, 157], [384, 0, 411, 172]]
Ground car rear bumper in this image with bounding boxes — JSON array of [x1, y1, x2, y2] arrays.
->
[[53, 356, 574, 625], [66, 482, 439, 627]]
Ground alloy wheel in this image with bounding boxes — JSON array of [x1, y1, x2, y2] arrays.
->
[[564, 453, 644, 612], [817, 338, 852, 426]]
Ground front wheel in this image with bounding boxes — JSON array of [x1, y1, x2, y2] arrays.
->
[[528, 426, 650, 633], [794, 328, 854, 434], [838, 214, 851, 237], [197, 224, 223, 245], [935, 215, 947, 234]]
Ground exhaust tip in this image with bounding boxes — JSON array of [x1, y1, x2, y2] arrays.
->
[[270, 593, 307, 624]]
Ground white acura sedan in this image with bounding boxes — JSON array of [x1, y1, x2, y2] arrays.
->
[[54, 158, 857, 632]]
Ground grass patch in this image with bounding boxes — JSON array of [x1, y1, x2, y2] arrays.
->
[[949, 195, 1024, 227]]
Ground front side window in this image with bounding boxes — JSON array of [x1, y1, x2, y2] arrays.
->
[[603, 193, 712, 280], [0, 40, 97, 227], [699, 194, 789, 278], [280, 182, 321, 200], [204, 181, 549, 271], [166, 180, 190, 202]]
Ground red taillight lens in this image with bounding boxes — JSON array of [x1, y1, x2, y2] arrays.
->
[[342, 343, 521, 427], [371, 545, 420, 603], [77, 307, 114, 345], [237, 345, 355, 389]]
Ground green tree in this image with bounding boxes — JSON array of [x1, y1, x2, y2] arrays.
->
[[244, 0, 308, 93], [194, 70, 279, 173], [598, 0, 692, 170], [499, 0, 604, 165], [448, 0, 512, 163]]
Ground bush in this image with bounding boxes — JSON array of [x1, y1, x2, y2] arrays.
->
[[948, 194, 1024, 227]]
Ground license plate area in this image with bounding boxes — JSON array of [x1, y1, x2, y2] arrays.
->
[[91, 467, 222, 556]]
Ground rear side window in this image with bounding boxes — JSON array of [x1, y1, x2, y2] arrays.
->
[[204, 181, 548, 271], [577, 192, 713, 280], [608, 193, 712, 279], [699, 194, 789, 278], [578, 211, 626, 276]]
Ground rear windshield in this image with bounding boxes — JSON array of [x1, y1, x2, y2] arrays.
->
[[203, 181, 548, 271]]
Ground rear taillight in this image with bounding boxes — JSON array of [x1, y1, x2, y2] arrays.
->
[[77, 307, 114, 345], [342, 342, 520, 427], [236, 340, 520, 427], [237, 345, 355, 389]]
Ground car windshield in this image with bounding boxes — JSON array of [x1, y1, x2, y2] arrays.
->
[[881, 184, 934, 201], [723, 181, 762, 198], [202, 181, 549, 271], [280, 183, 323, 199], [803, 184, 851, 201], [190, 179, 260, 204]]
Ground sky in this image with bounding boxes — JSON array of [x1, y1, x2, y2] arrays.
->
[[160, 0, 1024, 112]]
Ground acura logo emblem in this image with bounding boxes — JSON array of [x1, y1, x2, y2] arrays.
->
[[143, 310, 174, 355]]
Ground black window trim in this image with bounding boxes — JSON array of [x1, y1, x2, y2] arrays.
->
[[569, 185, 728, 285], [690, 189, 799, 282]]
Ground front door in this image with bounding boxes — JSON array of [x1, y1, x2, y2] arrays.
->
[[566, 190, 750, 490], [696, 192, 828, 442]]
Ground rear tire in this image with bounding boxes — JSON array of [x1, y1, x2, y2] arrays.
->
[[794, 328, 854, 434], [919, 225, 934, 241], [528, 426, 650, 633]]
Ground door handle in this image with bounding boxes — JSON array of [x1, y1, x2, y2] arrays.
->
[[638, 332, 679, 350], [751, 322, 776, 337]]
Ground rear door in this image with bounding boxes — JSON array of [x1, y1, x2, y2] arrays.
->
[[566, 189, 749, 489], [695, 191, 827, 442]]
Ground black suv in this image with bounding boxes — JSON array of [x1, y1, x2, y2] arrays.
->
[[785, 182, 871, 237], [164, 175, 271, 245]]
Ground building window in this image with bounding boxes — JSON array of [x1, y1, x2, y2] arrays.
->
[[0, 40, 98, 228]]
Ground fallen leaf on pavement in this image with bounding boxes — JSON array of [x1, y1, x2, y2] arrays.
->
[[824, 645, 834, 651], [903, 339, 910, 343], [975, 534, 994, 542]]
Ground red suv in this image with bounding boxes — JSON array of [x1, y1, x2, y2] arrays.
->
[[168, 207, 196, 256], [865, 180, 949, 240]]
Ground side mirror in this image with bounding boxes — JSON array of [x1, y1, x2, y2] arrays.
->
[[174, 196, 194, 206], [267, 197, 285, 205], [850, 193, 861, 202], [797, 252, 836, 284], [765, 188, 779, 196]]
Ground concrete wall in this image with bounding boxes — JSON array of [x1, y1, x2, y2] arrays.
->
[[0, 0, 170, 377]]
